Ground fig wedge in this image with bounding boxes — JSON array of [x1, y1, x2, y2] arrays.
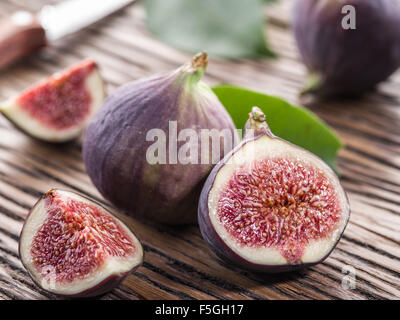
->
[[19, 189, 143, 297], [0, 60, 105, 142]]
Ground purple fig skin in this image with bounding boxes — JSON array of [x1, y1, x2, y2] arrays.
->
[[198, 108, 350, 273], [22, 261, 141, 299], [68, 267, 141, 298], [83, 53, 238, 225], [292, 0, 400, 97], [18, 189, 144, 298]]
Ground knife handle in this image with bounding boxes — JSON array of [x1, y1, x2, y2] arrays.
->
[[0, 11, 46, 70]]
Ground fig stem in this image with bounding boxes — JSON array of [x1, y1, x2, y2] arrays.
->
[[191, 52, 208, 70], [180, 52, 208, 84], [244, 106, 274, 139], [45, 188, 57, 200], [250, 107, 266, 123]]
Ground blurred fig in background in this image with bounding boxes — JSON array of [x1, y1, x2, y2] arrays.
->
[[292, 0, 400, 97]]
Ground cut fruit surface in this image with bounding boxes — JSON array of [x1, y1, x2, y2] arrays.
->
[[19, 189, 143, 297], [0, 60, 105, 142], [217, 157, 342, 263], [199, 107, 350, 273]]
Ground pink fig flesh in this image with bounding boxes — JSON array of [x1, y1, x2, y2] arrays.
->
[[0, 60, 105, 142], [19, 189, 143, 297], [198, 107, 350, 273]]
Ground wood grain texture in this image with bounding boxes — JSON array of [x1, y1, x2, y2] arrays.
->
[[0, 0, 399, 300]]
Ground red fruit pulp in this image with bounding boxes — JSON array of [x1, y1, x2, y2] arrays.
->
[[30, 191, 135, 283], [17, 61, 95, 130], [217, 158, 342, 263]]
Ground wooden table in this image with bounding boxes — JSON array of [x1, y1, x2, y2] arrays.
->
[[0, 0, 399, 300]]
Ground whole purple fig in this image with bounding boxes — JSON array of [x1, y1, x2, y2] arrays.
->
[[292, 0, 400, 96], [83, 53, 239, 225]]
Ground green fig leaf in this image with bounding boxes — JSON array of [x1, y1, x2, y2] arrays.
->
[[144, 0, 274, 58], [212, 85, 343, 171]]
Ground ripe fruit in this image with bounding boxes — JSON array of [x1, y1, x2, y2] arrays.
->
[[19, 189, 143, 297], [0, 60, 105, 142], [292, 0, 400, 96], [83, 52, 239, 225], [198, 107, 350, 273]]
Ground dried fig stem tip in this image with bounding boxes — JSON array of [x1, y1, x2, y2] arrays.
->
[[244, 106, 274, 139], [181, 52, 209, 84], [191, 52, 208, 70], [45, 188, 56, 198], [249, 106, 266, 123]]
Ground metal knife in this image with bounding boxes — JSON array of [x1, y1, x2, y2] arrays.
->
[[0, 0, 135, 69]]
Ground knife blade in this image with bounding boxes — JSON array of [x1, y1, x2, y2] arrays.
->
[[0, 0, 136, 69], [38, 0, 135, 41]]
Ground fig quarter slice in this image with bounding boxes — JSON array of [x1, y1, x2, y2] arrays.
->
[[0, 60, 105, 143], [19, 189, 143, 297], [198, 107, 350, 273]]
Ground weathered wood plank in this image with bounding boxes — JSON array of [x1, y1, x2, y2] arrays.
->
[[0, 0, 398, 300]]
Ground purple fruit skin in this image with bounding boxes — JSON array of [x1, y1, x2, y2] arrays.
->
[[25, 262, 141, 298], [293, 0, 400, 96], [198, 133, 350, 273], [18, 189, 143, 298], [82, 71, 237, 225], [70, 266, 141, 298]]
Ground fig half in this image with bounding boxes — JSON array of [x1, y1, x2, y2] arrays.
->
[[19, 189, 143, 297], [198, 107, 350, 273], [0, 60, 105, 142]]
